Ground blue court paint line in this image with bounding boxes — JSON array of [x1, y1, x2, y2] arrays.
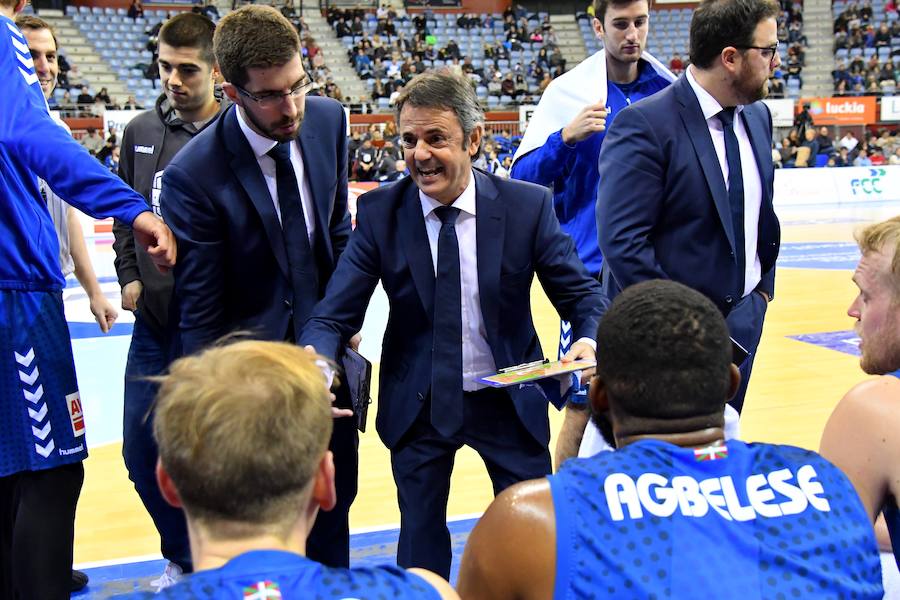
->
[[778, 242, 860, 270], [789, 330, 860, 357], [66, 275, 120, 289], [69, 321, 133, 339], [73, 519, 477, 598]]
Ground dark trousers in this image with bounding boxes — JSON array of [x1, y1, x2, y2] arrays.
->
[[726, 290, 769, 414], [307, 383, 358, 568], [122, 314, 192, 571], [0, 463, 84, 600], [391, 388, 551, 579]]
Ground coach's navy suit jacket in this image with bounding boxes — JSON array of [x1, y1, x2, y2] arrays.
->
[[301, 169, 607, 449], [596, 75, 780, 315], [161, 98, 350, 355]]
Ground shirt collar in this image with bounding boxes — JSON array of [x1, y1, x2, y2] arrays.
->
[[686, 65, 744, 122], [235, 105, 280, 159], [419, 169, 477, 218]]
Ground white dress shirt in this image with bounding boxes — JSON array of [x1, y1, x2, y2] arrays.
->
[[686, 66, 763, 297], [420, 172, 496, 391], [236, 107, 316, 244]]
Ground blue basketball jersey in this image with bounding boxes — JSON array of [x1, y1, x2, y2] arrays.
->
[[116, 550, 443, 599], [549, 439, 883, 599]]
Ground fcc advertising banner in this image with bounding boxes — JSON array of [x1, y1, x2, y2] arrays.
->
[[802, 97, 877, 125], [774, 165, 900, 206], [881, 95, 900, 122]]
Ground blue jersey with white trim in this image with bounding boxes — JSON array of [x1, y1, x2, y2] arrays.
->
[[115, 550, 444, 599], [0, 15, 147, 293], [886, 369, 900, 569], [549, 439, 883, 599]]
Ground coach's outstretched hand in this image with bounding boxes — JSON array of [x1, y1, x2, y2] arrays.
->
[[132, 212, 177, 273]]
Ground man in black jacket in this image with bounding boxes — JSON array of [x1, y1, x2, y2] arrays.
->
[[111, 12, 225, 591]]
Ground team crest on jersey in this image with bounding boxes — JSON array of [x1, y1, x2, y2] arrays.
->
[[243, 580, 281, 599], [66, 392, 85, 437], [694, 440, 728, 461]]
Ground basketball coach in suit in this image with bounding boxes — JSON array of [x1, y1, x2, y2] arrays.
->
[[596, 0, 782, 414], [159, 6, 356, 567], [301, 71, 607, 579]]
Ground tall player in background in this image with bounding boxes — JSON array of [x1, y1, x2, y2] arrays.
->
[[509, 0, 674, 465], [0, 0, 176, 597], [17, 15, 118, 336], [112, 12, 226, 589]]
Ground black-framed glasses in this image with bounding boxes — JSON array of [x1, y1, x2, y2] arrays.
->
[[235, 76, 314, 109], [735, 43, 780, 64]]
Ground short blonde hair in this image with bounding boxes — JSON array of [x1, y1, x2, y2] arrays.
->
[[153, 340, 333, 534], [856, 216, 900, 297]]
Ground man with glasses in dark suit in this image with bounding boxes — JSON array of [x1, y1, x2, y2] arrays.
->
[[160, 4, 356, 568]]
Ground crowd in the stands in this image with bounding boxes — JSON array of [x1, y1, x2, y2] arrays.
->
[[774, 110, 900, 167], [833, 0, 900, 94], [328, 4, 568, 109]]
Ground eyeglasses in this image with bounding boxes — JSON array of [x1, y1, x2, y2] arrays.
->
[[735, 43, 780, 65], [235, 76, 314, 109]]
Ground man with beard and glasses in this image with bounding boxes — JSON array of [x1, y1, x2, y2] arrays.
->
[[820, 216, 900, 576], [160, 5, 356, 569], [301, 71, 606, 579], [111, 12, 227, 590], [596, 0, 782, 416]]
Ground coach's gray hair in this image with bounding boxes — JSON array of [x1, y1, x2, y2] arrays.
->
[[394, 70, 484, 154]]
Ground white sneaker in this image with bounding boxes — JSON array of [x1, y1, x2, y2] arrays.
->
[[150, 561, 183, 593]]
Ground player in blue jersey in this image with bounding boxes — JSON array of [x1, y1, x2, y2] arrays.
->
[[0, 0, 176, 597], [115, 340, 457, 600], [458, 279, 883, 600], [509, 0, 673, 466], [821, 215, 900, 573]]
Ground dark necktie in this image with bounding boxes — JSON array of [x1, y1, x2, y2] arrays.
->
[[267, 142, 317, 338], [431, 205, 464, 438], [717, 107, 746, 293]]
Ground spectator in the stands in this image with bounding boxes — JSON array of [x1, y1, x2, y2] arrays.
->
[[816, 126, 834, 155], [76, 85, 92, 105], [354, 48, 373, 78], [889, 147, 900, 165], [443, 39, 460, 61], [870, 147, 887, 165], [79, 127, 103, 155], [835, 146, 852, 166], [778, 137, 796, 167], [354, 138, 377, 181], [769, 75, 785, 97], [335, 17, 351, 38], [669, 52, 684, 75], [855, 147, 873, 165], [799, 128, 820, 166], [128, 0, 143, 21], [122, 95, 143, 110]]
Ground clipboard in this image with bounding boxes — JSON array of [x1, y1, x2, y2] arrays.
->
[[340, 346, 372, 432], [476, 359, 596, 388]]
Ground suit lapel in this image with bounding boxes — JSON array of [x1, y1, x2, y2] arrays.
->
[[223, 107, 290, 280], [474, 170, 504, 349], [298, 122, 333, 261], [675, 77, 737, 254], [397, 181, 436, 322]]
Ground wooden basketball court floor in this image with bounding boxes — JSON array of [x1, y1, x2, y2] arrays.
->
[[62, 200, 899, 594]]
